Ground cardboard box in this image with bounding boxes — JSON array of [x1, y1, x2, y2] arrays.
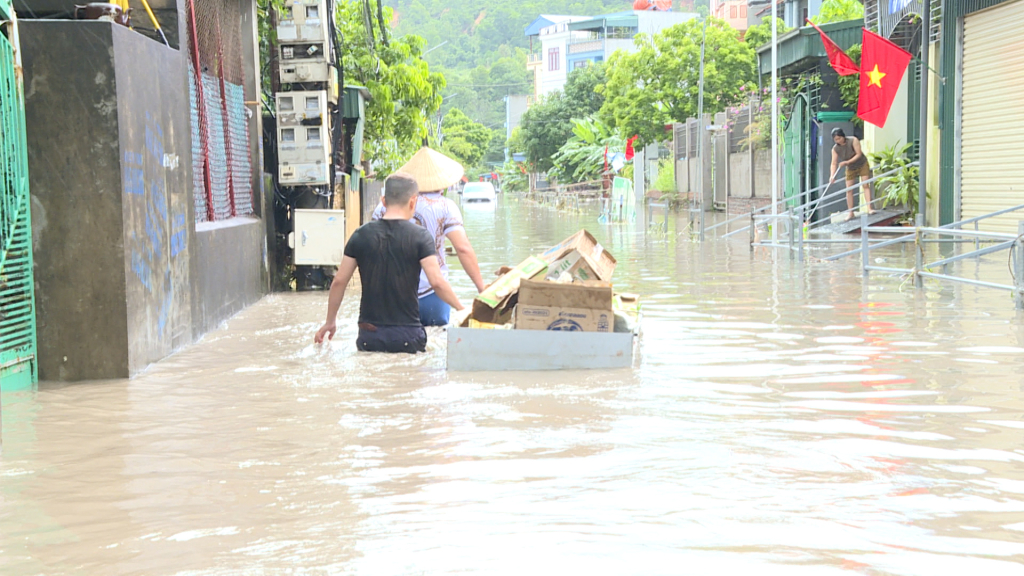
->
[[516, 305, 613, 333], [515, 279, 613, 333], [472, 256, 548, 323], [546, 250, 602, 283], [541, 230, 617, 282]]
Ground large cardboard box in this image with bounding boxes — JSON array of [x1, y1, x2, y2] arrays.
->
[[515, 279, 613, 333], [472, 256, 548, 323], [541, 230, 617, 282]]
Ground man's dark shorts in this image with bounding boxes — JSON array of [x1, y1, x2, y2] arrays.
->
[[357, 324, 427, 354]]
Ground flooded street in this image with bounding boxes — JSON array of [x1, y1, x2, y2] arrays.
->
[[4, 198, 1024, 575]]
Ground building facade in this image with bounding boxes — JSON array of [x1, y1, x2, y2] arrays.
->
[[713, 0, 750, 32], [18, 0, 270, 380]]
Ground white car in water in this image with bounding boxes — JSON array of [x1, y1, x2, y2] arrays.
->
[[462, 182, 496, 203]]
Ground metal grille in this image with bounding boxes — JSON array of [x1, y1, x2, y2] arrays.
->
[[688, 119, 698, 157], [869, 0, 942, 43], [673, 123, 686, 159], [185, 0, 254, 222], [729, 105, 752, 153], [0, 16, 38, 388]]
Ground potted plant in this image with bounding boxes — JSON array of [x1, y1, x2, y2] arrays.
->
[[868, 142, 924, 225]]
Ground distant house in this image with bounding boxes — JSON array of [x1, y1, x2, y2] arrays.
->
[[564, 10, 699, 71], [713, 0, 751, 32], [753, 0, 824, 29], [525, 15, 590, 99]]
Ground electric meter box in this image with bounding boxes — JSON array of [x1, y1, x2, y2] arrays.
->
[[276, 90, 331, 186], [278, 42, 331, 84], [276, 0, 328, 43], [292, 209, 346, 266]]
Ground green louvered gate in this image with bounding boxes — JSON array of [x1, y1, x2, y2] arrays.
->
[[0, 8, 38, 390]]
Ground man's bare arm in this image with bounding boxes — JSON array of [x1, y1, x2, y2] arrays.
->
[[315, 255, 357, 343], [422, 256, 465, 312], [447, 229, 485, 292]]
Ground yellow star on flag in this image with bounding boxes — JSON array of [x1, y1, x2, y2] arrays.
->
[[867, 64, 886, 88]]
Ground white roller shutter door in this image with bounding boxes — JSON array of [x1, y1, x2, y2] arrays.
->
[[960, 0, 1024, 234]]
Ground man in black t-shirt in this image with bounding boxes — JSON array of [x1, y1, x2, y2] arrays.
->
[[314, 173, 465, 353]]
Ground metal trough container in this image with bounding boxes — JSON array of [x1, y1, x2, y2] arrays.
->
[[446, 328, 637, 371]]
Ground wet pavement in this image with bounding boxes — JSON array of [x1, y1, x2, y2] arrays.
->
[[3, 198, 1024, 575]]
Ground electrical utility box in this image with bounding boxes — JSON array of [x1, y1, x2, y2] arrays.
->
[[276, 0, 328, 43], [279, 42, 331, 84], [276, 90, 331, 186], [291, 209, 346, 265]]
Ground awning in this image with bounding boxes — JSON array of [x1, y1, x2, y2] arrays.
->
[[569, 13, 638, 32], [756, 19, 864, 75]]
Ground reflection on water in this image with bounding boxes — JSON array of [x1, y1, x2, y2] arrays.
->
[[3, 198, 1024, 575]]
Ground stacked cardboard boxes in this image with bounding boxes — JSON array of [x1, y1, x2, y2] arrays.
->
[[460, 229, 638, 333]]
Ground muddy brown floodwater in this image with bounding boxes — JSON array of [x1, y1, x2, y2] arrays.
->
[[3, 198, 1024, 575]]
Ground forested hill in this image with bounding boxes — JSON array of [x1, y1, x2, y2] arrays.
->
[[384, 0, 631, 130], [385, 1, 631, 70]]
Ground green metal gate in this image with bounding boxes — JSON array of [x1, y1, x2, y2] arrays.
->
[[0, 8, 38, 390]]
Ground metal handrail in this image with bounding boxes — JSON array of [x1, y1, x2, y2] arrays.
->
[[825, 202, 1024, 261], [707, 164, 913, 237]]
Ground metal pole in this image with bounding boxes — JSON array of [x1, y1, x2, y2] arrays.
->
[[861, 213, 869, 278], [915, 213, 925, 288], [787, 207, 795, 259], [749, 212, 756, 251], [797, 213, 804, 262], [1016, 222, 1024, 310], [770, 0, 779, 244], [697, 16, 708, 242], [918, 2, 931, 223]]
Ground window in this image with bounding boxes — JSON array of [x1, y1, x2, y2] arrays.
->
[[548, 47, 560, 72], [305, 96, 319, 110], [307, 127, 321, 141], [740, 4, 747, 17], [282, 128, 296, 143], [279, 96, 294, 111], [730, 5, 737, 18], [306, 5, 318, 19]]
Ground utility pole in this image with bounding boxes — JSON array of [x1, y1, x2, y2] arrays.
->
[[696, 15, 709, 241], [918, 1, 930, 223], [770, 0, 779, 244]]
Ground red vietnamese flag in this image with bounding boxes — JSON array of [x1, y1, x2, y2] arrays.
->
[[807, 19, 859, 76], [858, 28, 913, 128], [625, 135, 638, 161]]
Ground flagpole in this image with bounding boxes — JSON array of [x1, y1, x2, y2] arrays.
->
[[771, 0, 778, 244], [918, 1, 930, 224], [697, 14, 708, 241]]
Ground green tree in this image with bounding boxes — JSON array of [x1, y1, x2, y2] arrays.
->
[[516, 65, 610, 174], [336, 0, 446, 173], [550, 117, 624, 183], [743, 17, 790, 50], [812, 0, 865, 24], [440, 108, 493, 169], [518, 93, 573, 173], [599, 18, 756, 146]]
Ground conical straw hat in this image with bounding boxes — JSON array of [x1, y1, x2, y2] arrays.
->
[[398, 147, 465, 192]]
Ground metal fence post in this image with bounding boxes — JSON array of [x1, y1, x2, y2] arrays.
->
[[1016, 221, 1024, 310], [861, 213, 869, 278], [797, 213, 804, 262], [749, 213, 755, 251], [787, 207, 795, 259], [915, 213, 924, 289]]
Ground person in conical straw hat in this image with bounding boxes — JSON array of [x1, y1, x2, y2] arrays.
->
[[372, 147, 485, 326]]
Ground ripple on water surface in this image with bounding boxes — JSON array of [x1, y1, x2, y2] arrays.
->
[[2, 200, 1024, 574]]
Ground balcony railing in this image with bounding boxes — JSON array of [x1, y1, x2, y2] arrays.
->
[[527, 53, 542, 65], [568, 40, 602, 54]]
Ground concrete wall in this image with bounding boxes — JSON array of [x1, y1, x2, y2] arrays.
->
[[24, 23, 131, 381], [22, 16, 267, 381]]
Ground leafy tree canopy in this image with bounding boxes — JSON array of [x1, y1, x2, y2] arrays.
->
[[516, 65, 608, 174], [440, 108, 494, 170], [812, 0, 865, 24], [599, 18, 756, 146], [336, 0, 446, 173], [743, 17, 790, 50]]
